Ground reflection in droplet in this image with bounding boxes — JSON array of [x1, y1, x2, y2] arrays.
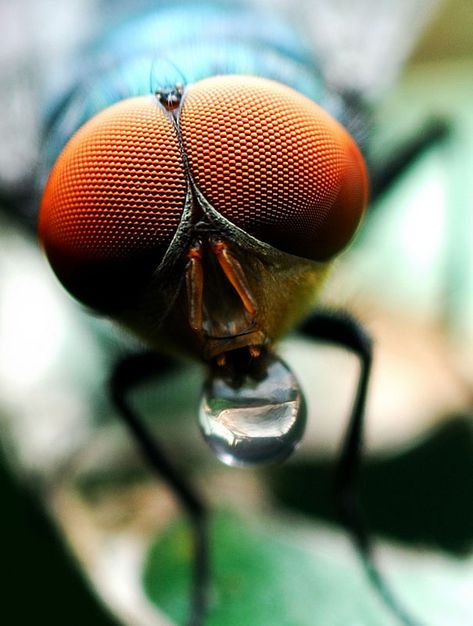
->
[[198, 353, 306, 466]]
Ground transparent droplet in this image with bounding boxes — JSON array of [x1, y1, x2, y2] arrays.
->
[[198, 354, 306, 467]]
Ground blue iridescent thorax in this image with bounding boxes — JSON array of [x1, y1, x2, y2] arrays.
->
[[43, 2, 344, 171]]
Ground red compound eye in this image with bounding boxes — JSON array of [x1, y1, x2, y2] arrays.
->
[[39, 97, 186, 310], [180, 75, 368, 260], [40, 77, 368, 314]]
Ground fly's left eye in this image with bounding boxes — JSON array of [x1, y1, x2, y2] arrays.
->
[[180, 75, 368, 260], [39, 97, 186, 311]]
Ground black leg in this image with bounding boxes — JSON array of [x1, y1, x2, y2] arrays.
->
[[369, 119, 449, 204], [299, 311, 424, 626], [109, 352, 209, 626]]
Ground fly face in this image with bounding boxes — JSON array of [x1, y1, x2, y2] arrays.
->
[[39, 74, 368, 464]]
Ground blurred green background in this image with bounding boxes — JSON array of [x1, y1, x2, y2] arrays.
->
[[1, 0, 472, 625]]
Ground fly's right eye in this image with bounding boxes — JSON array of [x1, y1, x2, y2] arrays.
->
[[180, 76, 368, 261], [39, 97, 186, 311]]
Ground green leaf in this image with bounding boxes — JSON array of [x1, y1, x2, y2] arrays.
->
[[143, 510, 473, 626], [143, 512, 400, 626]]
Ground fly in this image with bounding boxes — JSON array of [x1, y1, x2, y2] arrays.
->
[[2, 1, 448, 625]]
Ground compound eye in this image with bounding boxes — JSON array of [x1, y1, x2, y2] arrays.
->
[[180, 76, 368, 261], [39, 97, 186, 311]]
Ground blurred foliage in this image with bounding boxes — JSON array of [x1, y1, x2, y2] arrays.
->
[[269, 415, 473, 554], [143, 509, 473, 626], [0, 445, 120, 626], [414, 0, 473, 61], [144, 512, 396, 626]]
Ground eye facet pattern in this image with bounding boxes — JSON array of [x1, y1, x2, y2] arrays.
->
[[39, 97, 186, 310], [180, 75, 368, 261]]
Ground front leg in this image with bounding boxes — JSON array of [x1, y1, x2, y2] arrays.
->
[[299, 310, 424, 626], [109, 352, 209, 626]]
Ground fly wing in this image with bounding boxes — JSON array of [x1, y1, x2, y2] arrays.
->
[[264, 0, 443, 98]]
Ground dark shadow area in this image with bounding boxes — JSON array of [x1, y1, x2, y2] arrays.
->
[[268, 415, 473, 554], [0, 447, 122, 626]]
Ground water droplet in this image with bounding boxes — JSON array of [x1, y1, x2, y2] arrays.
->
[[198, 353, 306, 466]]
